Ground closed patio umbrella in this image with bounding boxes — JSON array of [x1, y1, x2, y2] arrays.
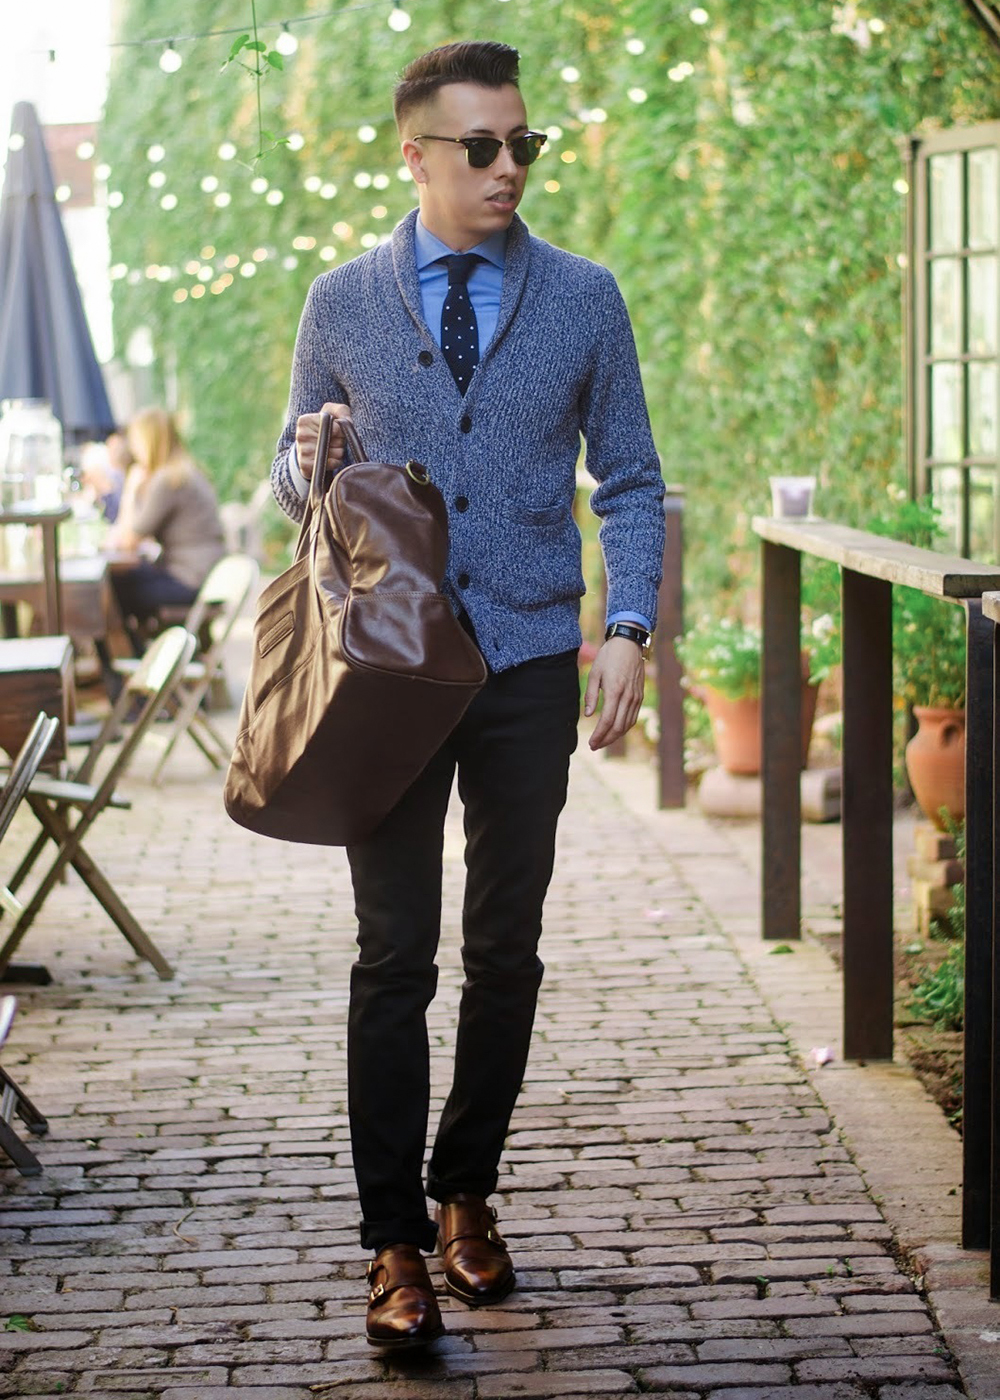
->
[[0, 100, 114, 444]]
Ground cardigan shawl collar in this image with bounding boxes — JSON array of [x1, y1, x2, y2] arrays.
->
[[389, 208, 531, 368]]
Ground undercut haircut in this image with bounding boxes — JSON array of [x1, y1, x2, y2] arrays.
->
[[393, 41, 521, 133]]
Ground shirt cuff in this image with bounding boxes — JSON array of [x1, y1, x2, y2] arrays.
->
[[606, 610, 653, 634], [289, 442, 310, 500]]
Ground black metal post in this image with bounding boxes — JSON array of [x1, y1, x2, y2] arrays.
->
[[841, 568, 894, 1061], [963, 600, 993, 1251], [657, 492, 685, 809], [761, 540, 802, 941]]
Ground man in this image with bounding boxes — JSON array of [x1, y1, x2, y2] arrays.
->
[[271, 40, 665, 1349]]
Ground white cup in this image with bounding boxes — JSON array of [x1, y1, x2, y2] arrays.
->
[[770, 475, 816, 519]]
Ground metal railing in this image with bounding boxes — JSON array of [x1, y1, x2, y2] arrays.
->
[[753, 515, 1000, 1291]]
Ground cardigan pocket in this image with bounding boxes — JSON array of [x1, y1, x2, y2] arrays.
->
[[508, 501, 569, 528]]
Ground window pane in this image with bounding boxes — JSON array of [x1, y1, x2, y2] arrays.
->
[[970, 467, 997, 561], [930, 362, 963, 459], [969, 361, 998, 457], [969, 148, 998, 251], [930, 258, 962, 355], [931, 466, 963, 551], [929, 153, 963, 252], [969, 257, 998, 355]]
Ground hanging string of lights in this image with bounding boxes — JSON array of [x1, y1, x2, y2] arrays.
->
[[23, 0, 415, 70]]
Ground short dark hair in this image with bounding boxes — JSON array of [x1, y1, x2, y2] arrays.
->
[[393, 41, 520, 132]]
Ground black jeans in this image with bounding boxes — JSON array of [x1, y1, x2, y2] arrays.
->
[[346, 649, 580, 1253]]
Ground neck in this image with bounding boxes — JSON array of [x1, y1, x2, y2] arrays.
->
[[418, 202, 485, 253]]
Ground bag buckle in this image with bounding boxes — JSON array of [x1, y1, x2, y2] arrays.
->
[[405, 460, 431, 485]]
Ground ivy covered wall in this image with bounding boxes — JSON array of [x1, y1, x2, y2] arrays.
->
[[100, 1, 1000, 593]]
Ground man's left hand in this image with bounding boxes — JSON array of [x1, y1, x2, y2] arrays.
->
[[584, 637, 646, 751]]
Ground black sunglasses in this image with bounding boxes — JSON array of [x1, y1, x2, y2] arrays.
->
[[413, 131, 548, 168]]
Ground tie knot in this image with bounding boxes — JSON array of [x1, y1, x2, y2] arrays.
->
[[443, 253, 480, 287]]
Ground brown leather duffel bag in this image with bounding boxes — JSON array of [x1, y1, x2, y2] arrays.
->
[[224, 413, 487, 845]]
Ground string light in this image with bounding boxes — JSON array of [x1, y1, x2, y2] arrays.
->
[[358, 125, 377, 143], [95, 162, 111, 181], [275, 23, 299, 55], [560, 66, 580, 82], [388, 7, 411, 31], [76, 140, 95, 160], [251, 176, 269, 193], [287, 132, 305, 151], [159, 41, 183, 73], [147, 144, 165, 162], [626, 37, 646, 54], [200, 176, 219, 192], [160, 193, 178, 210], [218, 142, 237, 161]]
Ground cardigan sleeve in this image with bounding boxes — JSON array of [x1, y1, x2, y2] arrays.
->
[[580, 270, 666, 629], [271, 274, 348, 522]]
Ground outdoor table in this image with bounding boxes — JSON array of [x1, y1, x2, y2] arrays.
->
[[0, 505, 72, 636], [0, 636, 73, 765], [0, 635, 75, 987]]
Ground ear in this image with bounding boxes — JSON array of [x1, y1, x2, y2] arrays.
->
[[401, 137, 428, 185]]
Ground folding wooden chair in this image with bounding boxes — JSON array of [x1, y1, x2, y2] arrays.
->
[[119, 554, 259, 784], [0, 996, 48, 1176], [0, 627, 197, 982]]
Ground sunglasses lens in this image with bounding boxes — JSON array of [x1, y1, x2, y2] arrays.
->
[[465, 138, 502, 168], [512, 134, 545, 166]]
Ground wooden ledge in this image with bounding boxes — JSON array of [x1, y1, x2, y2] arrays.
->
[[752, 516, 1000, 597]]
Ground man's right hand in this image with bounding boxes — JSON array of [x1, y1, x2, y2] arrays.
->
[[294, 402, 352, 480]]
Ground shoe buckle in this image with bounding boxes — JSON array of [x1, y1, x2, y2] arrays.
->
[[487, 1227, 503, 1244], [365, 1259, 375, 1280], [368, 1282, 385, 1304]]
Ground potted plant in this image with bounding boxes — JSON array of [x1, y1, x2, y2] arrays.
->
[[676, 611, 836, 776], [869, 490, 967, 829], [894, 586, 966, 829]]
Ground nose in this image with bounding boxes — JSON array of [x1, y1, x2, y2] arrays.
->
[[494, 141, 520, 177]]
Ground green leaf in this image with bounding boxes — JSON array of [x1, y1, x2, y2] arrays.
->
[[265, 50, 284, 70], [768, 943, 794, 955], [245, 40, 266, 52], [4, 1316, 34, 1332], [227, 33, 250, 60]]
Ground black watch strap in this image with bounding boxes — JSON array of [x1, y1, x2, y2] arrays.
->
[[605, 622, 651, 651]]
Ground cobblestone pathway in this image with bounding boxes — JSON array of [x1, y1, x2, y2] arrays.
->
[[0, 740, 969, 1399]]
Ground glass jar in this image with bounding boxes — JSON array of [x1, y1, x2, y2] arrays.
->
[[0, 398, 64, 508]]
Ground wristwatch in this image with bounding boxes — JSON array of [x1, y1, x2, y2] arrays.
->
[[605, 622, 652, 654]]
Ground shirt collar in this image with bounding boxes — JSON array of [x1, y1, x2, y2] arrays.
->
[[414, 215, 507, 272]]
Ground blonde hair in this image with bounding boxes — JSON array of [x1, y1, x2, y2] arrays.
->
[[126, 407, 194, 488]]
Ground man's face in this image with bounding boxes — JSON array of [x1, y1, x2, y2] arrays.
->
[[402, 82, 532, 250]]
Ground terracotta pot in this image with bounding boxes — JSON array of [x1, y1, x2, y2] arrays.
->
[[905, 705, 965, 830], [702, 681, 819, 777]]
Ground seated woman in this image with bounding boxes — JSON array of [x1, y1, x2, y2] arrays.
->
[[108, 407, 225, 650]]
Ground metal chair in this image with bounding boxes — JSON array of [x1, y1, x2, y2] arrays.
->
[[0, 627, 197, 981], [0, 996, 48, 1176], [119, 554, 259, 783]]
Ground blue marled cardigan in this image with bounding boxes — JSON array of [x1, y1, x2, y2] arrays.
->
[[271, 208, 665, 673]]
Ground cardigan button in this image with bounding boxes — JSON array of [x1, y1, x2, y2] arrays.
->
[[418, 350, 434, 367], [455, 495, 469, 512], [459, 414, 472, 433], [457, 572, 470, 589]]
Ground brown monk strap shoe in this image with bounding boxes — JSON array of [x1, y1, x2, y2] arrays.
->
[[435, 1193, 516, 1306], [365, 1243, 445, 1349]]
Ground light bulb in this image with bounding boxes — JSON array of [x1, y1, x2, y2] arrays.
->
[[147, 144, 165, 162], [218, 142, 237, 161], [159, 43, 182, 73], [358, 125, 377, 144], [388, 7, 412, 32], [287, 131, 305, 151], [275, 24, 298, 56]]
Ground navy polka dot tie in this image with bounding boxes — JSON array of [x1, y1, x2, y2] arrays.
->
[[440, 254, 481, 395]]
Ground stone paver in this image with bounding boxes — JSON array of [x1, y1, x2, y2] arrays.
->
[[0, 660, 982, 1397]]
